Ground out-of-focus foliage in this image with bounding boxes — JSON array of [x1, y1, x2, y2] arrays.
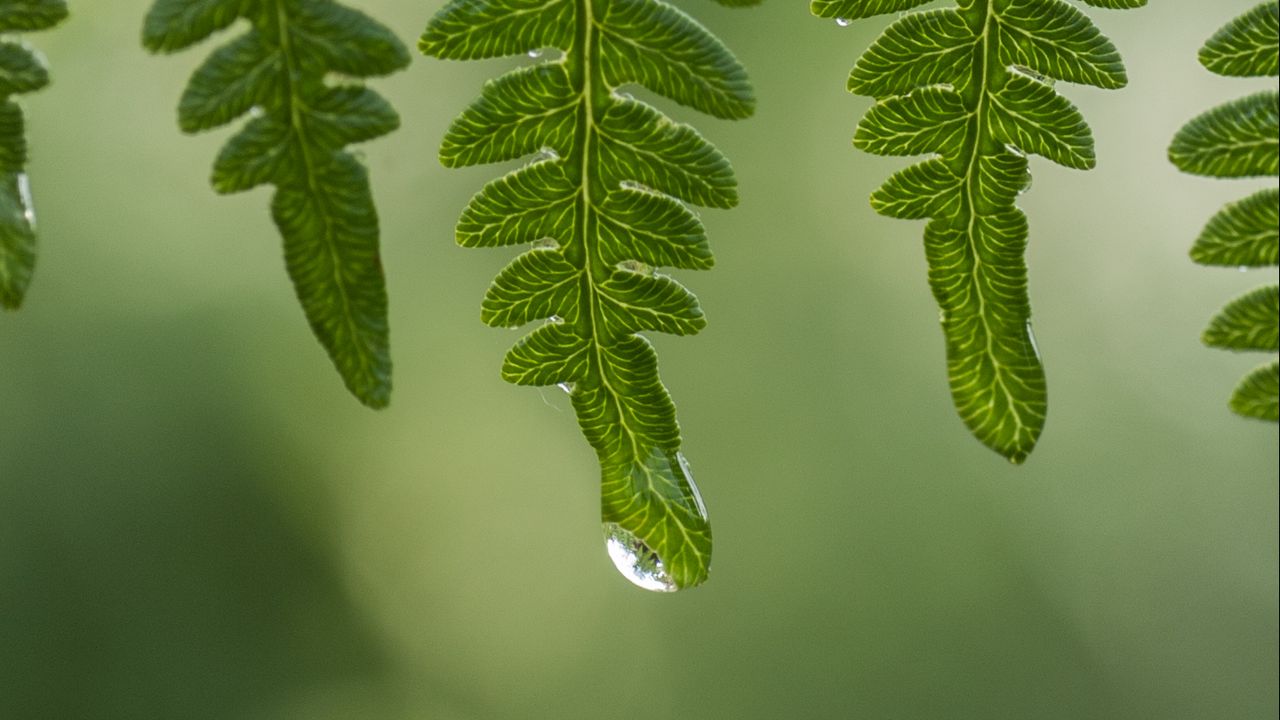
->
[[0, 0, 67, 308]]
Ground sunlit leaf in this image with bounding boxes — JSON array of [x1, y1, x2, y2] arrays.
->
[[422, 0, 756, 590]]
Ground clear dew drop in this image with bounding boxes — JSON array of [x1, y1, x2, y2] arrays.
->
[[1019, 171, 1033, 195], [16, 173, 34, 228], [603, 523, 677, 592], [533, 146, 560, 163], [527, 48, 542, 59], [556, 381, 574, 394], [531, 237, 560, 250], [835, 17, 851, 27]]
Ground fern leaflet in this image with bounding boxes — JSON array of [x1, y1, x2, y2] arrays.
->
[[421, 0, 755, 590], [1170, 1, 1279, 421], [812, 0, 1144, 463], [141, 0, 410, 408], [0, 0, 67, 309]]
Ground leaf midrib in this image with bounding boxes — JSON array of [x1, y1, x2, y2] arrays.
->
[[272, 0, 369, 378], [957, 0, 1029, 441], [574, 0, 703, 569]]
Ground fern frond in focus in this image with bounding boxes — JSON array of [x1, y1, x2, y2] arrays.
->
[[141, 0, 410, 408], [811, 0, 1145, 463], [0, 0, 67, 309], [421, 0, 756, 590], [1170, 1, 1280, 421]]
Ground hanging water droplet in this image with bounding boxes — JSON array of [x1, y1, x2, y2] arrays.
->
[[603, 523, 677, 592], [557, 381, 574, 394], [531, 237, 559, 250], [1019, 170, 1033, 194], [835, 17, 852, 27], [675, 452, 707, 518], [618, 259, 651, 275], [533, 146, 560, 163], [16, 173, 34, 228]]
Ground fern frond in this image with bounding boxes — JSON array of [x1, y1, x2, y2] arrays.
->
[[422, 0, 755, 590], [142, 0, 410, 408], [0, 0, 66, 310], [1170, 1, 1280, 422], [813, 0, 1144, 463]]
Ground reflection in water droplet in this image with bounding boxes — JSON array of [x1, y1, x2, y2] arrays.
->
[[675, 452, 706, 518], [1019, 170, 1033, 194], [1024, 320, 1042, 362], [527, 48, 542, 59], [557, 381, 574, 394], [604, 523, 677, 592], [16, 173, 34, 227], [835, 17, 851, 27]]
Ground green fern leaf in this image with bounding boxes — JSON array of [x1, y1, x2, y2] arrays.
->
[[1199, 1, 1279, 78], [1190, 188, 1279, 267], [1171, 1, 1280, 422], [1231, 360, 1280, 421], [0, 0, 66, 310], [141, 0, 410, 408], [814, 0, 1144, 463], [422, 0, 755, 590], [1203, 285, 1280, 352]]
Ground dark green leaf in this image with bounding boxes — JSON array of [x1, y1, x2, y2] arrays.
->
[[0, 0, 65, 310], [819, 0, 1142, 462], [144, 0, 409, 408]]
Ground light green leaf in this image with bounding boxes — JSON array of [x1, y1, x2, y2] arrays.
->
[[423, 0, 756, 590], [0, 0, 65, 310], [1230, 360, 1280, 421], [1203, 285, 1280, 351], [143, 0, 410, 408], [820, 0, 1141, 462], [1169, 91, 1280, 178], [1200, 1, 1279, 78], [0, 0, 67, 33]]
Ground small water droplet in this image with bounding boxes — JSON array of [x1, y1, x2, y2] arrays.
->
[[532, 146, 560, 163], [527, 48, 542, 59], [248, 105, 265, 118], [1019, 170, 1033, 194], [618, 259, 651, 275], [835, 17, 852, 27], [531, 237, 559, 250], [604, 523, 677, 592], [557, 381, 574, 394], [16, 173, 34, 228], [1238, 265, 1249, 273]]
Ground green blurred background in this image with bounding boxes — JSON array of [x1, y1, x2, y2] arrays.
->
[[2, 1, 1277, 717]]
